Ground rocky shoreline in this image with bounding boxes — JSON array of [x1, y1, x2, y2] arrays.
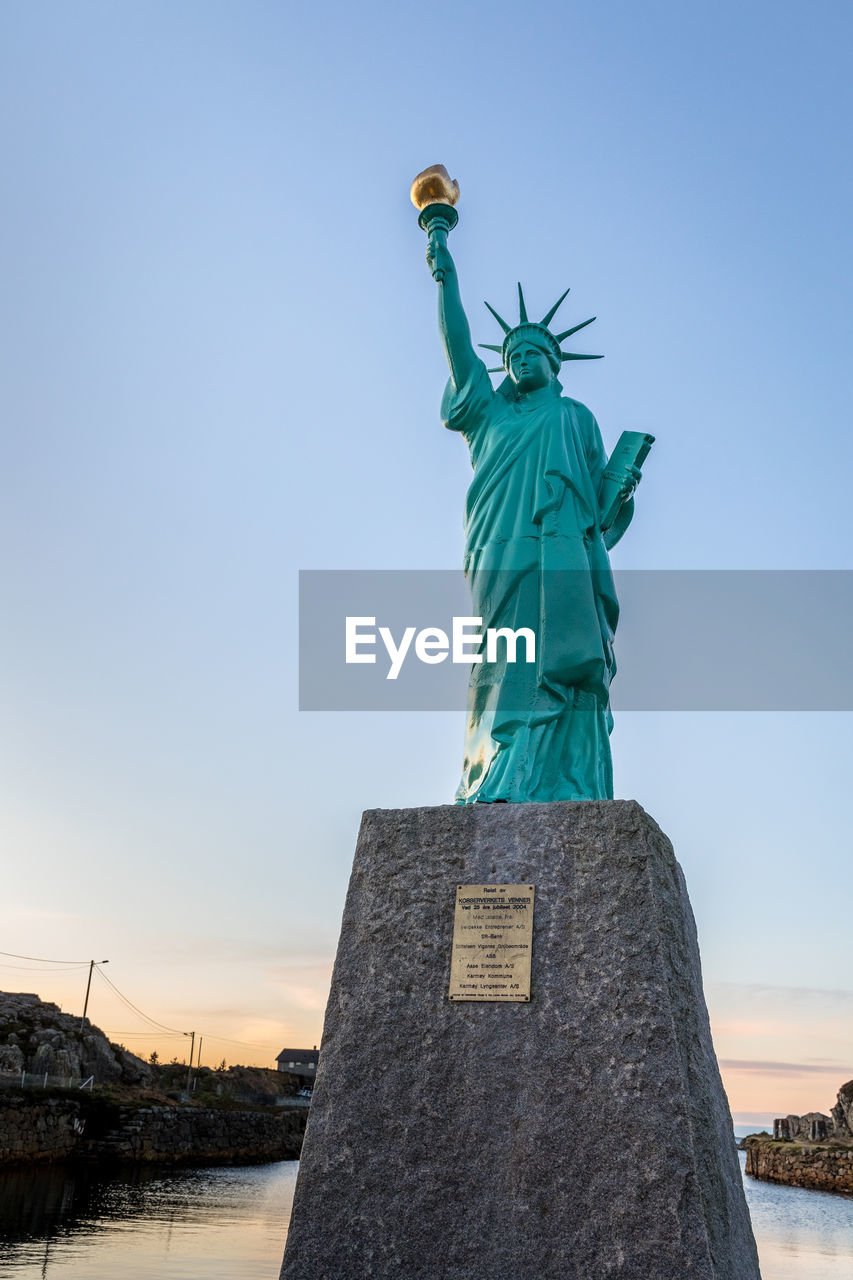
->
[[744, 1078, 853, 1197], [0, 991, 307, 1167]]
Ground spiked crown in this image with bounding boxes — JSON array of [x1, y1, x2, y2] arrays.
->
[[479, 284, 603, 374]]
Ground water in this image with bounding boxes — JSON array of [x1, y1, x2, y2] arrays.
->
[[737, 1151, 853, 1279], [0, 1154, 850, 1278], [0, 1162, 298, 1279]]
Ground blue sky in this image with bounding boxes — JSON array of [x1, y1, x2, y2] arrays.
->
[[1, 0, 851, 1116]]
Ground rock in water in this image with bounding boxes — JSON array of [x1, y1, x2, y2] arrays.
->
[[280, 801, 760, 1280]]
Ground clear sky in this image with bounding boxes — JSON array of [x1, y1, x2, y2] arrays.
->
[[1, 0, 851, 1121]]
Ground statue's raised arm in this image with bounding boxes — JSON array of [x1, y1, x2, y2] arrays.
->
[[410, 166, 477, 391]]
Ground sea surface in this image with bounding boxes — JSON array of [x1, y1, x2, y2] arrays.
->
[[0, 1151, 850, 1278]]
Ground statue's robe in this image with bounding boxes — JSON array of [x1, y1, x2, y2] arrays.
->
[[443, 360, 619, 802]]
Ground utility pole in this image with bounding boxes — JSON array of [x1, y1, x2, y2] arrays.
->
[[196, 1037, 203, 1070], [80, 960, 109, 1031], [185, 1030, 195, 1095]]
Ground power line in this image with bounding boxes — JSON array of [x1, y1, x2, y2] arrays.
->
[[104, 1026, 272, 1051], [195, 1033, 274, 1049], [108, 1027, 272, 1050], [0, 949, 90, 964], [94, 966, 187, 1036], [105, 1030, 187, 1039], [94, 973, 270, 1051], [2, 949, 277, 1059]]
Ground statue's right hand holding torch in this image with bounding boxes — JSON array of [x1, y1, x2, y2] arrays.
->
[[426, 229, 454, 283], [411, 164, 460, 285], [412, 163, 476, 387]]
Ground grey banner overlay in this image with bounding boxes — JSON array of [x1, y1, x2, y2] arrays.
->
[[299, 570, 853, 711]]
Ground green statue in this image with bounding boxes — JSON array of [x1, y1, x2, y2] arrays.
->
[[411, 167, 652, 804]]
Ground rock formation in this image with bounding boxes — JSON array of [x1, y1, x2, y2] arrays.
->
[[773, 1112, 833, 1142], [770, 1080, 853, 1143], [746, 1078, 853, 1196], [0, 991, 154, 1087], [831, 1079, 853, 1137]]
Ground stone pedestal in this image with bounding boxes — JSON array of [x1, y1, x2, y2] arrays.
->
[[280, 801, 760, 1280]]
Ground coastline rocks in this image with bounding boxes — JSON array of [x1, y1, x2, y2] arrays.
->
[[0, 991, 308, 1168], [746, 1079, 853, 1197]]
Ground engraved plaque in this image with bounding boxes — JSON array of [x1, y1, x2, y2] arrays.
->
[[448, 884, 535, 1002]]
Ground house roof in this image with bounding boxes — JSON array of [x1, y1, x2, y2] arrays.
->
[[276, 1048, 319, 1063]]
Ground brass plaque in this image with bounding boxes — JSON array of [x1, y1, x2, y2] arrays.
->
[[448, 884, 535, 1002]]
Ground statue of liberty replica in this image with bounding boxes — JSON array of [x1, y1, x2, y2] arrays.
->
[[281, 169, 761, 1280], [413, 165, 651, 804]]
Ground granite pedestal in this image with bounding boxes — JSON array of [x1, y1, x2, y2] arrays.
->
[[280, 800, 760, 1279]]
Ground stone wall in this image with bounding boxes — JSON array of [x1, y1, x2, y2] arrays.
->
[[0, 1096, 82, 1163], [745, 1138, 853, 1195], [88, 1103, 306, 1164], [0, 1092, 306, 1166]]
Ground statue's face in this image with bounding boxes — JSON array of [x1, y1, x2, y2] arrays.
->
[[507, 343, 555, 392]]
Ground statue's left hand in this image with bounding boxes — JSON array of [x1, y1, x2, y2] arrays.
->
[[619, 465, 642, 501]]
